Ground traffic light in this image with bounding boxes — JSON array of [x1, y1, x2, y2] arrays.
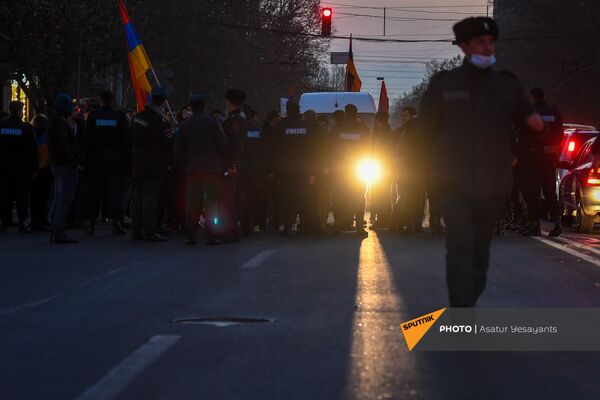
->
[[321, 7, 332, 36]]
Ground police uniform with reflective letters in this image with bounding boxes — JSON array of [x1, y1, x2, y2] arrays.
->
[[419, 17, 537, 306], [0, 114, 37, 230], [275, 102, 316, 234], [83, 104, 130, 233]]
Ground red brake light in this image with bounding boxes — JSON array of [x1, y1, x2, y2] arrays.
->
[[568, 141, 576, 152], [586, 168, 600, 186]]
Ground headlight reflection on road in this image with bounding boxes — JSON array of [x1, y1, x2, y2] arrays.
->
[[345, 229, 420, 398], [356, 158, 383, 185]]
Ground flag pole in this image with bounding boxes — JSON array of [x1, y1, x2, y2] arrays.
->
[[148, 66, 175, 123]]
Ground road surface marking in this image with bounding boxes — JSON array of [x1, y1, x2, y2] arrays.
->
[[79, 268, 129, 288], [76, 335, 180, 400], [533, 236, 600, 268], [541, 230, 600, 257], [242, 249, 277, 269], [0, 295, 60, 317]]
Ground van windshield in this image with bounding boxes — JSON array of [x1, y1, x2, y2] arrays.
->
[[316, 113, 375, 130]]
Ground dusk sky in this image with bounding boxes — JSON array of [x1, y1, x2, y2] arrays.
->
[[323, 0, 492, 102]]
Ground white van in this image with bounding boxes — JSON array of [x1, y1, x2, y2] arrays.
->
[[299, 92, 377, 129]]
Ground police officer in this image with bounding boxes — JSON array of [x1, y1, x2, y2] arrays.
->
[[83, 90, 130, 235], [419, 17, 544, 307], [518, 87, 564, 237], [238, 104, 268, 235], [275, 101, 316, 235], [173, 94, 227, 245], [220, 89, 248, 242], [330, 104, 370, 236], [130, 87, 171, 241], [0, 101, 37, 233], [370, 111, 394, 230]]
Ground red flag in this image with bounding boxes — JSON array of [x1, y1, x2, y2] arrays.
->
[[378, 80, 389, 113]]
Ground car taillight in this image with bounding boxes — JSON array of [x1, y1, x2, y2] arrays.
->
[[568, 141, 576, 152], [585, 168, 600, 186]]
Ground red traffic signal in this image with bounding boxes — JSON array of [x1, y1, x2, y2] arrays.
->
[[321, 7, 332, 36]]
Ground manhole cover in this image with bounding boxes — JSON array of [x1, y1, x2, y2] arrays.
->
[[172, 317, 274, 327]]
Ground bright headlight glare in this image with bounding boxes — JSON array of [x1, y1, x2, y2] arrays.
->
[[357, 158, 382, 184]]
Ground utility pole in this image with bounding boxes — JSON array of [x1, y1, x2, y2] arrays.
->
[[383, 8, 386, 36]]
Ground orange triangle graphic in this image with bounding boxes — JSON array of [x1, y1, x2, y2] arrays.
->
[[400, 308, 447, 351]]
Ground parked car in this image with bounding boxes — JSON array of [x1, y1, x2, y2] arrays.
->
[[559, 136, 600, 233], [556, 126, 599, 195]]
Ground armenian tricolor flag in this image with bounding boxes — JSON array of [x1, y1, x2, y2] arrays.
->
[[344, 35, 362, 92], [118, 0, 152, 111]]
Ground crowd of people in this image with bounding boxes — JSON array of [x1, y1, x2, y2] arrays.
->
[[0, 83, 571, 249], [0, 86, 444, 245]]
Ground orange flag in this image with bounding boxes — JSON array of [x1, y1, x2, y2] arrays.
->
[[344, 35, 362, 92]]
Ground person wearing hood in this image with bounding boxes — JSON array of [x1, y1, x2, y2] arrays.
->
[[418, 17, 545, 307], [47, 93, 82, 243], [0, 101, 38, 233]]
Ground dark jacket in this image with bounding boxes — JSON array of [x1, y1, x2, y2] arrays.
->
[[131, 105, 171, 178], [275, 113, 316, 176], [0, 116, 37, 174], [173, 111, 227, 174], [419, 61, 535, 198], [518, 100, 563, 157], [240, 117, 268, 178], [83, 105, 130, 170], [47, 115, 81, 168], [330, 117, 370, 172], [223, 108, 248, 170]]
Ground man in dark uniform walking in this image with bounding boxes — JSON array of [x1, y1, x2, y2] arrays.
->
[[0, 101, 38, 233], [419, 17, 544, 307], [83, 90, 130, 235], [518, 87, 564, 237], [130, 87, 171, 241]]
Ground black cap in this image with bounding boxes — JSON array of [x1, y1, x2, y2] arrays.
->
[[225, 89, 246, 105], [453, 17, 499, 45]]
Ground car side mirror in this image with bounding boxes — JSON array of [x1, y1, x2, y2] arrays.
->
[[557, 160, 573, 170]]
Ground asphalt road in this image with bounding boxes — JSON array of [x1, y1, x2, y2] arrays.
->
[[1, 220, 599, 400]]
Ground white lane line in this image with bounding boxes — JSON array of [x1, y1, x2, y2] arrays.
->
[[533, 236, 600, 268], [76, 335, 180, 400], [0, 295, 60, 317], [541, 230, 600, 257], [242, 249, 277, 269]]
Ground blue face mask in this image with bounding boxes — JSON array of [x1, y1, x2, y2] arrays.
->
[[470, 53, 496, 69]]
